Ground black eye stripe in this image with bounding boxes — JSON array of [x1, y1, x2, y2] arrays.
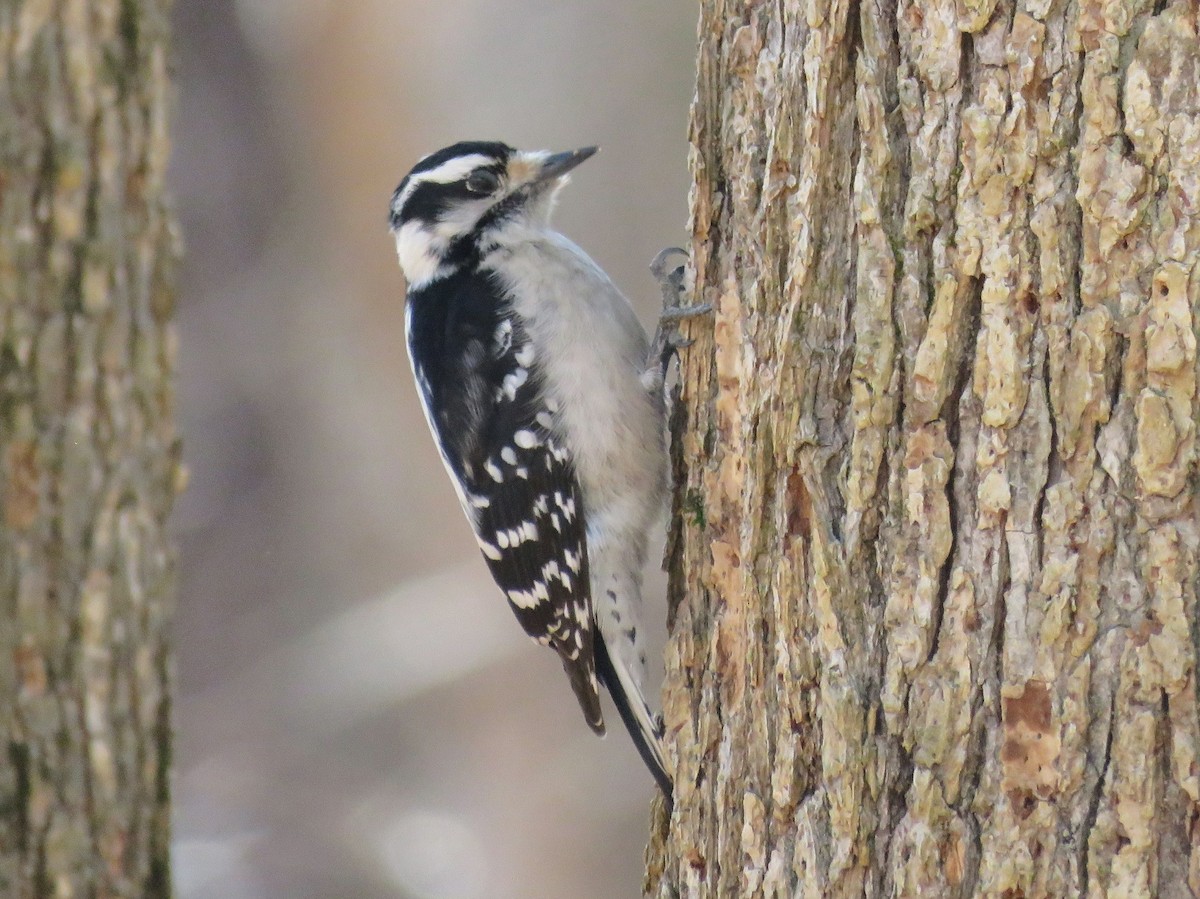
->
[[392, 162, 511, 228], [392, 181, 458, 227], [392, 155, 512, 227]]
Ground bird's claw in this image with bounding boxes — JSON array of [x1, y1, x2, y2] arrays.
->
[[649, 246, 688, 287], [648, 247, 709, 373]]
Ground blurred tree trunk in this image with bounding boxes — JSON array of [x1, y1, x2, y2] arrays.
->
[[0, 2, 179, 896], [648, 1, 1200, 896]]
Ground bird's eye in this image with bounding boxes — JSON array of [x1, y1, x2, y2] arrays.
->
[[465, 170, 500, 194]]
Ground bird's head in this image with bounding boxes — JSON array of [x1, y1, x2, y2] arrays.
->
[[389, 141, 597, 288]]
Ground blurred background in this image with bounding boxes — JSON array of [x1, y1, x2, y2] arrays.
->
[[169, 1, 696, 896]]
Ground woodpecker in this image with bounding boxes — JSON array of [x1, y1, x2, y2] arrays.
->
[[389, 141, 672, 797]]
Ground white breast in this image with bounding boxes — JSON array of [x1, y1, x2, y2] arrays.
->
[[482, 227, 665, 528]]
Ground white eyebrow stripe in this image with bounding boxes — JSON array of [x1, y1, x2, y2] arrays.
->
[[415, 154, 493, 183], [395, 154, 493, 213]]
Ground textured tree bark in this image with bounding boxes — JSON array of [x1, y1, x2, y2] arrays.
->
[[648, 1, 1200, 896], [0, 2, 178, 896]]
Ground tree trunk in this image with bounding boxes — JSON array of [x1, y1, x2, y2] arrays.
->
[[0, 2, 178, 896], [649, 1, 1200, 897]]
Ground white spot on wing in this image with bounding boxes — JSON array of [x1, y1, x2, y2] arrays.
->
[[501, 367, 528, 400], [507, 587, 544, 609], [494, 319, 513, 354]]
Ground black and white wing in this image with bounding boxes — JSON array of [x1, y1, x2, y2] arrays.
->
[[405, 271, 604, 732]]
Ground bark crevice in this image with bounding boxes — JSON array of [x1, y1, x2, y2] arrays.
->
[[651, 1, 1200, 895]]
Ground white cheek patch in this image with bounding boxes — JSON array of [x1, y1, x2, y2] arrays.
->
[[434, 199, 493, 244], [395, 220, 446, 288]]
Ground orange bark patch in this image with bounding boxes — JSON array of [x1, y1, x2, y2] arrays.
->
[[786, 468, 811, 541], [4, 440, 40, 530], [943, 830, 965, 886], [14, 638, 47, 697], [1000, 680, 1060, 816], [710, 539, 746, 707]]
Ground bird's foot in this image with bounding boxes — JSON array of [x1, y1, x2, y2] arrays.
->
[[647, 247, 710, 371]]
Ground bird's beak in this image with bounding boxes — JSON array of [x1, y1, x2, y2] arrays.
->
[[532, 146, 598, 183]]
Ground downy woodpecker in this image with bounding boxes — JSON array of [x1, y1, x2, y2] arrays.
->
[[389, 141, 671, 797]]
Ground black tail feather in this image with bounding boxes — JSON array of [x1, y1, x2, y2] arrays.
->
[[593, 637, 673, 805]]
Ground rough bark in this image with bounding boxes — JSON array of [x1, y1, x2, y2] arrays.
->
[[649, 1, 1200, 897], [0, 2, 178, 896]]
